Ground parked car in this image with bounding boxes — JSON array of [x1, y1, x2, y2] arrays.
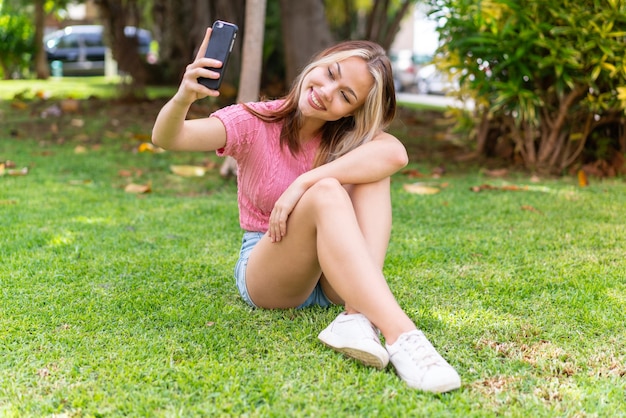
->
[[44, 25, 153, 76], [390, 50, 432, 92], [416, 63, 458, 95]]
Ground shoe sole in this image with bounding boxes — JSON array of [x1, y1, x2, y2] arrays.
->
[[318, 330, 389, 370], [393, 368, 462, 393]]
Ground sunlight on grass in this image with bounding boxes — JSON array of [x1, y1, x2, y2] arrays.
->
[[1, 98, 625, 416], [0, 77, 176, 100]]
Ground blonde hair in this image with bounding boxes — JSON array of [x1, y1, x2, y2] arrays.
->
[[244, 40, 396, 167]]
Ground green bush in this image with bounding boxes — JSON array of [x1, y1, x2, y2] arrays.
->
[[431, 0, 626, 174], [0, 11, 35, 79]]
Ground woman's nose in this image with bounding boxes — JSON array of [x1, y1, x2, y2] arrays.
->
[[319, 84, 335, 101]]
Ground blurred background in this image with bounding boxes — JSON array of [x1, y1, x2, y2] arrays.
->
[[0, 0, 443, 98]]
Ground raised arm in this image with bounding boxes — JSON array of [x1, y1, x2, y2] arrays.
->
[[151, 27, 228, 152]]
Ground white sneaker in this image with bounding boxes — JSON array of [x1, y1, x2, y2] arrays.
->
[[318, 312, 389, 369], [386, 330, 461, 393]]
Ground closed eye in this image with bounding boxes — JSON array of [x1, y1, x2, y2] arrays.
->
[[328, 65, 352, 104]]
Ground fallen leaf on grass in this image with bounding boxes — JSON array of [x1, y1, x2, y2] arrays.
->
[[470, 184, 529, 192], [118, 168, 143, 178], [170, 165, 206, 177], [68, 179, 93, 185], [74, 145, 88, 154], [10, 100, 28, 110], [60, 99, 79, 113], [137, 142, 164, 153], [0, 161, 29, 176], [35, 90, 51, 100], [401, 169, 424, 178], [0, 165, 29, 176], [577, 170, 589, 187], [482, 168, 509, 177], [403, 183, 440, 195], [124, 183, 151, 194], [521, 205, 543, 214], [0, 200, 17, 205], [70, 118, 84, 127], [131, 133, 152, 142]]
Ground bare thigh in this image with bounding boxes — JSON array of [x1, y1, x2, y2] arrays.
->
[[244, 180, 349, 308]]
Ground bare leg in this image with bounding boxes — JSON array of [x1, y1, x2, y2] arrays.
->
[[245, 177, 415, 344], [321, 179, 393, 312]]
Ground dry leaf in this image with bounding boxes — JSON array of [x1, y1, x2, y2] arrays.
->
[[131, 133, 152, 142], [68, 179, 93, 185], [124, 183, 151, 194], [577, 170, 589, 187], [36, 90, 51, 100], [403, 183, 440, 195], [471, 184, 528, 192], [11, 100, 28, 110], [6, 167, 28, 176], [60, 99, 79, 113], [521, 205, 542, 214], [170, 165, 206, 177], [402, 169, 424, 178], [0, 199, 17, 205], [137, 142, 164, 153], [74, 145, 88, 154], [483, 168, 509, 177], [70, 118, 84, 127]]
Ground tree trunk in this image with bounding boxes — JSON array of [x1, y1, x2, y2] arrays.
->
[[279, 0, 334, 85], [221, 0, 267, 178], [364, 0, 414, 51], [33, 0, 49, 79], [151, 0, 244, 86], [95, 0, 148, 98]]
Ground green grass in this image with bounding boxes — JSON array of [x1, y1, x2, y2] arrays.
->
[[1, 83, 625, 416], [0, 77, 176, 100]]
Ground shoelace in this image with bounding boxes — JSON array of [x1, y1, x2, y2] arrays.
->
[[399, 332, 446, 368]]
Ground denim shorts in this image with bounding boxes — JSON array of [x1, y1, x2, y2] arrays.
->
[[234, 231, 333, 309]]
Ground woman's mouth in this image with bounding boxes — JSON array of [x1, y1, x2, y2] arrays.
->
[[309, 89, 326, 111]]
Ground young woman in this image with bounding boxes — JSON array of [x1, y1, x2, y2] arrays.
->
[[152, 27, 461, 394]]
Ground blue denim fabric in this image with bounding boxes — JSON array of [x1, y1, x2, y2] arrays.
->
[[234, 231, 333, 309]]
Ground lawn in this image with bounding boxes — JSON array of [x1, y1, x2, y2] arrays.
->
[[1, 79, 625, 417]]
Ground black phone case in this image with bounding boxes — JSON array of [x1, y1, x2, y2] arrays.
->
[[198, 21, 238, 90]]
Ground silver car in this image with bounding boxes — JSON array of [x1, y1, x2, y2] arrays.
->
[[44, 25, 153, 76]]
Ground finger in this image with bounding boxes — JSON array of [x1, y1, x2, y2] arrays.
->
[[195, 27, 212, 61], [270, 224, 279, 243]]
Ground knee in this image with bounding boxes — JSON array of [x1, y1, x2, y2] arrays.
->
[[303, 178, 350, 208]]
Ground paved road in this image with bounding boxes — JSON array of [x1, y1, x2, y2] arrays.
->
[[396, 92, 474, 110]]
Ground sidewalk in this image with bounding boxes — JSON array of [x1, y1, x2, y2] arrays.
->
[[396, 92, 474, 110]]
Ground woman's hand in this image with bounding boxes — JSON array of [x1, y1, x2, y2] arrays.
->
[[172, 27, 223, 105], [268, 180, 307, 242]]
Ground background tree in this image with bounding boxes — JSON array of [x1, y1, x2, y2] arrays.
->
[[150, 0, 244, 89], [33, 0, 49, 78], [278, 0, 334, 84], [220, 0, 267, 177], [325, 0, 418, 51], [0, 0, 34, 79], [431, 0, 626, 175]]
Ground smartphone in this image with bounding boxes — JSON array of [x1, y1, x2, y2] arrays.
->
[[197, 20, 238, 90]]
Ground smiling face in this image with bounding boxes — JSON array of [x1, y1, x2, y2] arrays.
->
[[298, 57, 374, 125]]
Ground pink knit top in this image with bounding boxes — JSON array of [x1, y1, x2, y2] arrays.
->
[[212, 100, 321, 232]]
